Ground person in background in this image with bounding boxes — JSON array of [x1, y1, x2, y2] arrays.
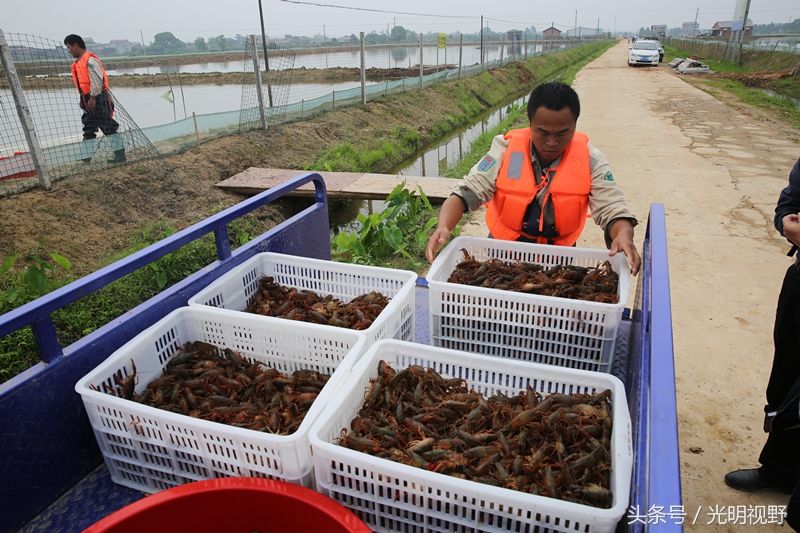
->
[[725, 158, 800, 530], [64, 34, 126, 164], [425, 81, 641, 274]]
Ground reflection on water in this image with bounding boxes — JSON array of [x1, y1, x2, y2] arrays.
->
[[107, 43, 545, 76]]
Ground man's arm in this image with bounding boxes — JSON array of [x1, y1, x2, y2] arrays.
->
[[587, 144, 641, 274], [775, 159, 800, 250]]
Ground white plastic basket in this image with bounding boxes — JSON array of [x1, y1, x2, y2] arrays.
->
[[75, 307, 366, 494], [188, 252, 418, 346], [309, 339, 632, 533], [426, 236, 631, 373]]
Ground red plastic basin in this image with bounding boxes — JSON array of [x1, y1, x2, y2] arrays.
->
[[85, 478, 370, 533]]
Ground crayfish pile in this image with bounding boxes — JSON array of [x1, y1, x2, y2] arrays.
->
[[100, 341, 330, 435], [338, 360, 614, 508], [447, 250, 619, 303], [244, 276, 390, 330]]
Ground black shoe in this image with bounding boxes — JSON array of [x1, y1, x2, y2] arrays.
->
[[724, 468, 794, 494]]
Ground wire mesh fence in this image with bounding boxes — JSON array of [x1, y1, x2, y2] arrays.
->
[[237, 35, 592, 132], [666, 35, 800, 62], [239, 35, 296, 131], [1, 29, 597, 196], [0, 31, 172, 197]]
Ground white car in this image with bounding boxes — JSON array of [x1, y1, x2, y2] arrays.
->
[[628, 40, 660, 66]]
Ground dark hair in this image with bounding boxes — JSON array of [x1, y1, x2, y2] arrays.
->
[[527, 81, 580, 121], [64, 34, 86, 49]]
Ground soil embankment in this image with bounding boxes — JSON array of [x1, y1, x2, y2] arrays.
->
[[11, 65, 457, 90]]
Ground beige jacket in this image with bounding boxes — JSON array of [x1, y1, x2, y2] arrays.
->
[[453, 133, 638, 238]]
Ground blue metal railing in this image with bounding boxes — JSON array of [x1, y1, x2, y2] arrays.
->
[[628, 204, 683, 532], [0, 172, 330, 532]]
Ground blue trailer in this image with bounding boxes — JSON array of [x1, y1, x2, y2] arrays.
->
[[0, 173, 681, 532]]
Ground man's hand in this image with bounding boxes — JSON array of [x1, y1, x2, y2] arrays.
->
[[426, 227, 451, 263], [85, 95, 96, 112], [783, 213, 800, 247], [608, 219, 641, 275]]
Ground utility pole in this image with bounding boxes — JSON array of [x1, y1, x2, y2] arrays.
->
[[574, 10, 578, 38], [736, 0, 752, 64], [480, 15, 484, 66], [257, 0, 274, 107], [693, 8, 699, 37], [597, 18, 600, 39], [140, 30, 150, 74]]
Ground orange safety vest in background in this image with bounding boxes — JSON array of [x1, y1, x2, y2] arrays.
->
[[485, 128, 591, 246], [70, 51, 110, 96]]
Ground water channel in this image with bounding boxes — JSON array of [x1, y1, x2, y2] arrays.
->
[[327, 94, 527, 233]]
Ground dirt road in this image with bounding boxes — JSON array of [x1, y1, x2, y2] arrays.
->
[[572, 42, 799, 531]]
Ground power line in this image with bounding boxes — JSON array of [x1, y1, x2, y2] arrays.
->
[[485, 17, 570, 28], [279, 0, 479, 20]]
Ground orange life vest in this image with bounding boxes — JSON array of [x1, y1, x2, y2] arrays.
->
[[485, 128, 591, 246], [71, 51, 110, 96]]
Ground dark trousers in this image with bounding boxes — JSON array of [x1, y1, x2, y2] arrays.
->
[[81, 91, 119, 140], [759, 263, 800, 529]]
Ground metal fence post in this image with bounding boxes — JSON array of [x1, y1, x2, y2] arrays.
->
[[500, 40, 505, 63], [301, 99, 304, 118], [192, 112, 200, 141], [458, 34, 463, 79], [0, 29, 51, 190], [359, 32, 366, 105], [419, 34, 424, 89], [332, 90, 335, 110], [250, 36, 267, 130]]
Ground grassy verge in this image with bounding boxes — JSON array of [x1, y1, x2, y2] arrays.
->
[[695, 78, 800, 130], [313, 41, 615, 173], [664, 44, 800, 131]]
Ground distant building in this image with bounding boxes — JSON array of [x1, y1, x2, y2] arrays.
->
[[711, 19, 753, 37], [564, 26, 601, 38], [651, 25, 667, 39], [542, 26, 562, 39], [108, 39, 133, 55], [681, 22, 699, 36]]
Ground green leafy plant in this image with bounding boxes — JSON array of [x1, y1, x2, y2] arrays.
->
[[1, 251, 72, 304], [332, 183, 445, 270]]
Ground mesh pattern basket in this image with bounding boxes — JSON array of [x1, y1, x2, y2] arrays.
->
[[188, 253, 417, 345], [309, 340, 633, 533], [75, 307, 365, 493], [426, 237, 631, 373]]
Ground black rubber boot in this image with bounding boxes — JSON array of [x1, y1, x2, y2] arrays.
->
[[107, 149, 126, 164]]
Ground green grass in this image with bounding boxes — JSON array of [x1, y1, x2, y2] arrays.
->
[[0, 219, 258, 383], [699, 78, 800, 130]]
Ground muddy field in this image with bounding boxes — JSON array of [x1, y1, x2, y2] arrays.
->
[[11, 65, 456, 90]]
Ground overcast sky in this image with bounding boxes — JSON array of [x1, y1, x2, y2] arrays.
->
[[4, 0, 799, 44]]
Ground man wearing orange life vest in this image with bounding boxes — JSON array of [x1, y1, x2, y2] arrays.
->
[[64, 34, 126, 164], [426, 81, 641, 274]]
